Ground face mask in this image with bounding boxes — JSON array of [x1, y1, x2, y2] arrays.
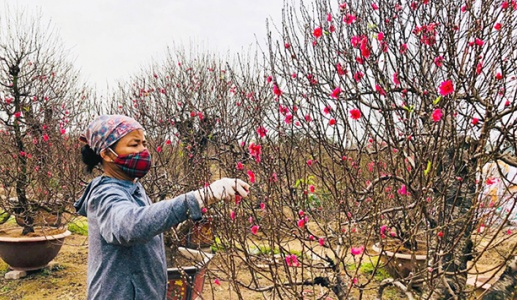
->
[[108, 148, 152, 179]]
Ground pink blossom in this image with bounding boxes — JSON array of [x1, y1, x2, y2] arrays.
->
[[331, 87, 342, 99], [285, 254, 300, 267], [375, 84, 387, 96], [377, 32, 384, 41], [397, 184, 408, 195], [380, 225, 388, 235], [472, 117, 479, 126], [323, 106, 332, 114], [494, 23, 502, 30], [393, 73, 400, 86], [285, 43, 291, 49], [236, 162, 244, 170], [251, 225, 260, 235], [434, 56, 444, 67], [305, 115, 313, 122], [432, 108, 443, 122], [353, 71, 364, 82], [329, 118, 336, 126], [273, 85, 282, 96], [214, 279, 221, 285], [14, 111, 21, 118], [372, 3, 379, 10], [319, 237, 325, 246], [307, 159, 313, 166], [297, 218, 305, 228], [256, 126, 267, 138], [399, 43, 408, 54], [344, 14, 357, 25], [475, 38, 484, 46], [327, 13, 332, 22], [230, 210, 236, 220], [351, 36, 361, 47], [260, 202, 266, 210], [249, 216, 254, 224], [351, 245, 365, 256], [309, 185, 315, 193], [247, 170, 256, 184], [235, 195, 242, 205]]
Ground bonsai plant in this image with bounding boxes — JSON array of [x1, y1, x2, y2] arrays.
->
[[0, 8, 92, 237]]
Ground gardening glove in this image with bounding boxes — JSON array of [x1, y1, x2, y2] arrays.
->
[[195, 178, 250, 206]]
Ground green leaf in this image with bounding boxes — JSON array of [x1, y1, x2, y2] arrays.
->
[[402, 105, 414, 113], [424, 161, 432, 176], [433, 96, 441, 105]]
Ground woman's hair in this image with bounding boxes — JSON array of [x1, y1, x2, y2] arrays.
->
[[81, 144, 103, 173]]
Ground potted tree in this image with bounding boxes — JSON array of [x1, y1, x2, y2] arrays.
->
[[0, 8, 92, 273]]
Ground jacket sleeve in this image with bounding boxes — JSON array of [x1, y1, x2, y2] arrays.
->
[[89, 188, 202, 246]]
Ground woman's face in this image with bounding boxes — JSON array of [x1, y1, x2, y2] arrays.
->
[[111, 129, 147, 156]]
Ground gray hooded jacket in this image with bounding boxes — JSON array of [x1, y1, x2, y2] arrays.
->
[[74, 176, 202, 300]]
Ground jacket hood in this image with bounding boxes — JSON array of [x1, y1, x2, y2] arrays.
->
[[74, 176, 104, 217]]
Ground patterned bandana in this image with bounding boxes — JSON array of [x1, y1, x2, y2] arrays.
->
[[79, 115, 143, 155]]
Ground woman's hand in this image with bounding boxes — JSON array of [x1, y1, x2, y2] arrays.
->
[[195, 178, 250, 206]]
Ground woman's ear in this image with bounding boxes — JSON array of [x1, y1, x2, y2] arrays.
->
[[100, 149, 114, 163]]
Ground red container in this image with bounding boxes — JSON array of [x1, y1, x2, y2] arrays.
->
[[166, 248, 213, 300]]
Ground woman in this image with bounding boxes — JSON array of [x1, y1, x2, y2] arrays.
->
[[74, 115, 249, 299]]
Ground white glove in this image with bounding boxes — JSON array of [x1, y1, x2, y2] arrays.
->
[[195, 178, 250, 206]]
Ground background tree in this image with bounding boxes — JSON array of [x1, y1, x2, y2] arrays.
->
[[0, 8, 94, 235]]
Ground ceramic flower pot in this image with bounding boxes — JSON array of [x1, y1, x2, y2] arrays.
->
[[371, 242, 427, 282], [0, 228, 71, 271]]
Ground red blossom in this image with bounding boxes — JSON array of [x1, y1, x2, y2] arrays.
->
[[472, 118, 479, 126], [399, 43, 408, 54], [251, 225, 259, 235], [495, 72, 503, 80], [329, 118, 336, 126], [432, 108, 443, 122], [353, 71, 364, 82], [336, 63, 346, 75], [438, 80, 454, 96], [236, 162, 244, 170], [377, 32, 384, 41], [313, 27, 323, 38], [372, 3, 379, 10], [494, 23, 502, 30], [350, 109, 361, 120]]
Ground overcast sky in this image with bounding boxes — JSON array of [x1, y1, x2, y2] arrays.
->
[[1, 0, 284, 93]]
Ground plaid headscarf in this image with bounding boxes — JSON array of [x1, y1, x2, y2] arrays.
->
[[79, 115, 143, 155]]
